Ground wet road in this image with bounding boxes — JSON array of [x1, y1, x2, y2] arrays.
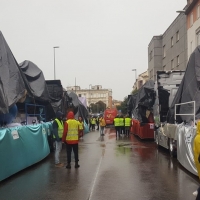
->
[[0, 128, 199, 200]]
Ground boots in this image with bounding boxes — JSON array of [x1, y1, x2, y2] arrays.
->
[[75, 162, 80, 168], [66, 163, 71, 169]]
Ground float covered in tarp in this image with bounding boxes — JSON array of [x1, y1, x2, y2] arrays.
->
[[0, 31, 26, 114], [67, 91, 88, 120], [127, 93, 138, 117], [19, 60, 50, 101], [133, 80, 155, 123], [168, 46, 200, 123], [0, 122, 51, 181]]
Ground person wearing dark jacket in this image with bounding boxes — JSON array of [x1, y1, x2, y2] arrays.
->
[[53, 111, 64, 167], [62, 111, 80, 169]]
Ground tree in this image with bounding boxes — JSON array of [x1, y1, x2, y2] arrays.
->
[[116, 96, 128, 114], [131, 88, 138, 95]]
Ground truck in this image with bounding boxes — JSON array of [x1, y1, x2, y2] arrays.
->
[[104, 108, 118, 126], [153, 70, 185, 156]]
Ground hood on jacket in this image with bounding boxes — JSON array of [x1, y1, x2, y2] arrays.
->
[[56, 111, 63, 119], [67, 111, 74, 119]]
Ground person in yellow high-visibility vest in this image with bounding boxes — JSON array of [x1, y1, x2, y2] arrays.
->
[[62, 111, 80, 169], [78, 116, 84, 139], [53, 111, 64, 167], [193, 121, 200, 198], [91, 116, 96, 131], [114, 115, 120, 139], [124, 114, 132, 136], [99, 114, 106, 136], [119, 114, 125, 135]]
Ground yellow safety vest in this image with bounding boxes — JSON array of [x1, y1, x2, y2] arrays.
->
[[114, 118, 120, 126], [91, 118, 96, 124], [119, 118, 124, 126], [66, 119, 79, 141], [99, 117, 106, 126], [54, 118, 64, 138], [79, 121, 84, 130], [125, 118, 131, 126]]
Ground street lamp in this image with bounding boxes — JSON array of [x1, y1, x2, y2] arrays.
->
[[132, 69, 137, 89], [53, 46, 59, 80]]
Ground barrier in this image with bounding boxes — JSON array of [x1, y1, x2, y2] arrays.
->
[[137, 123, 154, 139], [0, 123, 50, 181]]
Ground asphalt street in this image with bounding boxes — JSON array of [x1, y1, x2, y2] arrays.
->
[[0, 128, 199, 200]]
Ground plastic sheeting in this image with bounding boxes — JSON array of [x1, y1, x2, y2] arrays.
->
[[168, 46, 200, 123], [132, 80, 155, 122], [0, 123, 51, 181], [67, 91, 88, 120], [19, 60, 50, 101], [0, 31, 26, 114]]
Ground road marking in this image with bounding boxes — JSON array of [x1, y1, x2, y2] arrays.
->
[[88, 151, 104, 200]]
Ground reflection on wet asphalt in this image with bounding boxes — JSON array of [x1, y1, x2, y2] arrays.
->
[[0, 128, 199, 200]]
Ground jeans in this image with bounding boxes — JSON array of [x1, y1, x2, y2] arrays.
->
[[55, 141, 62, 164], [66, 143, 79, 163], [100, 126, 105, 135]]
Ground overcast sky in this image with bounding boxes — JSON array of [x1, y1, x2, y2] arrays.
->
[[1, 0, 186, 101]]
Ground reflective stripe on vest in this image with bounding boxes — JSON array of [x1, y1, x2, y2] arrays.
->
[[66, 119, 79, 141], [125, 118, 131, 126], [54, 118, 64, 138], [114, 118, 120, 126], [119, 118, 124, 126]]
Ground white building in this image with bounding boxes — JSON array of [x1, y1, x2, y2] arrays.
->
[[66, 85, 112, 108], [133, 71, 149, 90]]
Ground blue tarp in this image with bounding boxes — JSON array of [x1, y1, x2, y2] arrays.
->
[[0, 123, 51, 181]]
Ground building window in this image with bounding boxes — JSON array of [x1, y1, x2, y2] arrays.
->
[[190, 12, 193, 27], [150, 70, 153, 79], [171, 37, 174, 47], [171, 59, 174, 69], [138, 80, 143, 89], [191, 41, 193, 54], [149, 50, 153, 61], [198, 5, 200, 18], [163, 45, 166, 58], [197, 31, 200, 46], [177, 55, 180, 66], [176, 31, 179, 42]]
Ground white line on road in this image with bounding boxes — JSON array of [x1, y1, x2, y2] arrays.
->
[[88, 152, 103, 200]]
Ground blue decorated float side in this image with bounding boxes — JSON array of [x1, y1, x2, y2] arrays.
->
[[0, 122, 52, 181]]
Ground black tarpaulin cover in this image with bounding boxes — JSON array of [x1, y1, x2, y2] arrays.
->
[[67, 91, 88, 120], [0, 31, 26, 114], [127, 93, 138, 116], [168, 46, 200, 123], [133, 80, 155, 122], [19, 60, 50, 101]]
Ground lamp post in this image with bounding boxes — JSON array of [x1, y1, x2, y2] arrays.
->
[[53, 46, 59, 80], [132, 69, 137, 89]]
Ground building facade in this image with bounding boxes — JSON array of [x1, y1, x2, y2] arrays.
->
[[186, 0, 200, 58], [133, 71, 149, 90], [66, 85, 112, 108], [148, 13, 187, 80]]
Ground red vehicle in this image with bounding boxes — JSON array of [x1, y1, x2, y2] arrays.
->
[[104, 108, 118, 126]]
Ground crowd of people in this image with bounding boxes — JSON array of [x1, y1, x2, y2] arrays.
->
[[51, 111, 132, 169]]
